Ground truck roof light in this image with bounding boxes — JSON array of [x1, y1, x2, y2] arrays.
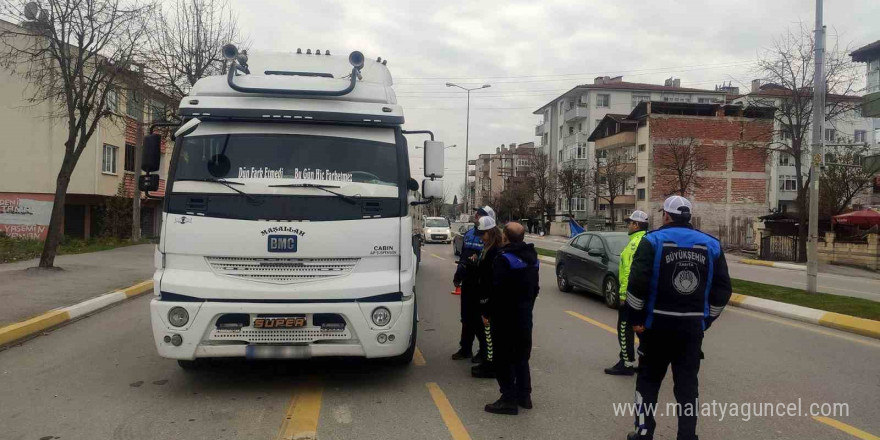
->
[[306, 49, 311, 54], [376, 57, 381, 62], [316, 49, 321, 55], [221, 43, 238, 60], [349, 51, 364, 70], [296, 48, 302, 54], [382, 60, 387, 65], [325, 50, 330, 55]]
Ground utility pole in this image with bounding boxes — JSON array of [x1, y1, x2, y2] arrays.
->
[[131, 65, 144, 241], [806, 0, 825, 294], [446, 82, 490, 213]]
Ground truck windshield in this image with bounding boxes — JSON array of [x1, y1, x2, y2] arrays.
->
[[174, 133, 399, 187]]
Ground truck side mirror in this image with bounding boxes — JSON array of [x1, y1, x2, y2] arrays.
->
[[422, 178, 444, 199], [139, 174, 159, 192], [142, 134, 161, 173], [423, 141, 445, 178], [407, 177, 419, 191]]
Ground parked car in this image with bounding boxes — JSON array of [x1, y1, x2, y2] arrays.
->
[[452, 223, 473, 256], [555, 231, 630, 308], [422, 217, 452, 244]]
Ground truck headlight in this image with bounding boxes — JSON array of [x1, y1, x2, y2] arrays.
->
[[371, 307, 391, 326], [168, 307, 189, 327]]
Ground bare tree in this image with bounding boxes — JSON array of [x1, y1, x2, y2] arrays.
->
[[819, 142, 880, 217], [557, 160, 587, 220], [652, 132, 707, 197], [0, 0, 153, 267], [525, 150, 557, 227], [144, 0, 243, 103], [591, 151, 635, 224], [746, 24, 860, 261]]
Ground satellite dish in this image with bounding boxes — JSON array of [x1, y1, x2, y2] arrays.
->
[[24, 2, 39, 20]]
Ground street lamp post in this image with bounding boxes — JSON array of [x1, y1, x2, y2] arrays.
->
[[446, 82, 490, 213]]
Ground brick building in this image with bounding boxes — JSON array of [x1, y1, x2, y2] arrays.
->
[[588, 101, 775, 236]]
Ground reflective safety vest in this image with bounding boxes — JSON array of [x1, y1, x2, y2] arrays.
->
[[618, 230, 646, 301]]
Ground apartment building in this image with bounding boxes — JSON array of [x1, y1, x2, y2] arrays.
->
[[733, 81, 879, 213], [588, 101, 776, 235], [471, 142, 537, 209], [533, 76, 728, 219], [0, 52, 175, 240]]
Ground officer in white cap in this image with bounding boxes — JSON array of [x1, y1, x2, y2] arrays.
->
[[604, 210, 649, 376], [452, 205, 497, 362], [624, 196, 732, 440]]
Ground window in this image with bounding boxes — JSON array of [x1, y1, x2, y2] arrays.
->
[[596, 94, 610, 108], [637, 188, 646, 200], [587, 235, 604, 253], [854, 130, 867, 143], [637, 176, 646, 184], [597, 149, 607, 158], [778, 153, 792, 166], [598, 204, 607, 211], [572, 234, 590, 250], [126, 89, 140, 118], [662, 94, 690, 103], [124, 143, 136, 172], [572, 198, 587, 211], [779, 175, 797, 192], [151, 100, 165, 122], [569, 126, 575, 135], [102, 144, 118, 174], [638, 144, 646, 153], [697, 97, 718, 104], [577, 122, 583, 132], [559, 125, 564, 138], [107, 88, 118, 113], [824, 128, 836, 142], [631, 94, 650, 109], [575, 144, 587, 159]]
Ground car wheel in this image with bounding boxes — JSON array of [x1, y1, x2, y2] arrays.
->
[[557, 265, 573, 292], [603, 276, 620, 309]]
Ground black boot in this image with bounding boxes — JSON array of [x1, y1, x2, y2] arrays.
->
[[471, 351, 484, 364], [471, 362, 495, 378], [451, 349, 472, 360], [626, 431, 650, 440], [604, 360, 635, 376], [517, 396, 533, 409], [484, 398, 518, 415]]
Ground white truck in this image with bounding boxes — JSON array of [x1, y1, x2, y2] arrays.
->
[[137, 45, 447, 368]]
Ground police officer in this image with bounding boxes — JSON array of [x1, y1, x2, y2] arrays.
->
[[483, 222, 540, 415], [605, 210, 649, 376], [625, 196, 731, 440], [452, 205, 496, 362]]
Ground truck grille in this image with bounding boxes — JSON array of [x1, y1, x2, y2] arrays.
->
[[208, 327, 352, 343], [205, 257, 359, 284]]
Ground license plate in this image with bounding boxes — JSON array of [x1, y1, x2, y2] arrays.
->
[[253, 316, 307, 329]]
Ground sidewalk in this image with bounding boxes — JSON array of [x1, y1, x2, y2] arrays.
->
[[0, 244, 156, 326]]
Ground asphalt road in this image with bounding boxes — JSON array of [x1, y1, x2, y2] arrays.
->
[[1, 243, 879, 440], [525, 236, 880, 300]]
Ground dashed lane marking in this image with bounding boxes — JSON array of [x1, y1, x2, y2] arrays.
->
[[414, 347, 427, 366], [565, 310, 639, 342], [426, 382, 472, 440], [277, 382, 323, 440], [431, 253, 447, 261], [813, 416, 879, 440]]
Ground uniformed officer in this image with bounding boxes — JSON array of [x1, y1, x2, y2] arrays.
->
[[604, 210, 649, 376], [452, 205, 496, 362], [482, 222, 540, 415], [625, 196, 731, 440]]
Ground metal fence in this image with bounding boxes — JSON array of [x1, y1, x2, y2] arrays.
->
[[760, 235, 799, 261]]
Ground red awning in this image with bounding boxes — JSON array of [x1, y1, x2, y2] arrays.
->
[[832, 209, 880, 227]]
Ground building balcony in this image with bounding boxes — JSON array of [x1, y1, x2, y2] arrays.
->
[[535, 122, 547, 136], [863, 91, 880, 117], [595, 131, 636, 151], [597, 194, 636, 205], [597, 162, 637, 174], [563, 104, 588, 122], [468, 170, 476, 176], [562, 132, 589, 148]]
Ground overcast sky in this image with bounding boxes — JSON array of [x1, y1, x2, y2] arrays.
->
[[229, 0, 878, 201]]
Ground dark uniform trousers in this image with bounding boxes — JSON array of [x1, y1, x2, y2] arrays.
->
[[617, 306, 635, 363], [459, 282, 487, 354], [635, 329, 703, 440], [492, 299, 535, 401]]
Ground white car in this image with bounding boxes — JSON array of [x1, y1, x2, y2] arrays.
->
[[422, 217, 452, 243]]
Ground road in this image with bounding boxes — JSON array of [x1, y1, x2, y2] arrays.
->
[[1, 243, 879, 440], [525, 236, 880, 301]]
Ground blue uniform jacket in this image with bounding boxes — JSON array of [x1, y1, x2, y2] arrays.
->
[[453, 227, 484, 286]]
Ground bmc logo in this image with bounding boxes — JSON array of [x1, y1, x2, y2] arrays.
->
[[268, 235, 298, 253]]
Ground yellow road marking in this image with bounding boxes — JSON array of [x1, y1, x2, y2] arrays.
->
[[818, 312, 880, 340], [813, 416, 880, 440], [277, 382, 323, 440], [565, 310, 639, 342], [0, 310, 69, 346], [431, 253, 447, 261], [121, 280, 154, 298], [414, 347, 427, 366], [426, 382, 472, 440], [728, 308, 880, 349]]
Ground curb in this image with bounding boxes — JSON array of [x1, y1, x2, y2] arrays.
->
[[739, 259, 806, 271], [539, 255, 556, 265], [0, 280, 153, 347], [729, 293, 880, 340]]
